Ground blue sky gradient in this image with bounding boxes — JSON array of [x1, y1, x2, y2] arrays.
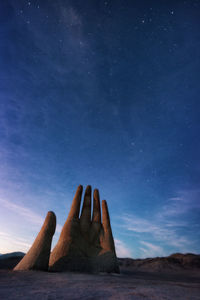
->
[[0, 0, 200, 257]]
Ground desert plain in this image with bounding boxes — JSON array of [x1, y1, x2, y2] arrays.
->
[[0, 253, 200, 299]]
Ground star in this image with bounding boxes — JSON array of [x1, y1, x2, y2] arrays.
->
[[1, 0, 200, 263]]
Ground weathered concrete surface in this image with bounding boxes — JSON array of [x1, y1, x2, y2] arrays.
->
[[14, 211, 56, 271], [49, 185, 119, 273]]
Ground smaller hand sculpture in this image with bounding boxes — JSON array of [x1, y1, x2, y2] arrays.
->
[[49, 185, 119, 273]]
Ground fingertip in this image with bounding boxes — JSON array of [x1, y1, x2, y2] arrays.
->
[[77, 184, 83, 191], [44, 211, 56, 235], [47, 211, 56, 217], [85, 185, 91, 192], [93, 188, 99, 197], [102, 199, 107, 206], [74, 185, 83, 198], [84, 185, 92, 196], [46, 211, 56, 222]]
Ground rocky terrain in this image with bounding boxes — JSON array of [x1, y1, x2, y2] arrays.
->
[[0, 252, 25, 270], [118, 253, 200, 273], [1, 252, 200, 273], [0, 252, 199, 299]]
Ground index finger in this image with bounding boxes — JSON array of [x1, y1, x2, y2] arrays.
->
[[67, 185, 83, 219]]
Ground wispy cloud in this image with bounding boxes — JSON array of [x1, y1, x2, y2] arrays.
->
[[115, 239, 132, 258], [0, 231, 31, 253], [0, 198, 62, 233], [116, 187, 200, 256], [159, 189, 200, 218], [118, 211, 194, 255], [0, 198, 44, 225], [140, 241, 165, 258], [0, 198, 64, 253]]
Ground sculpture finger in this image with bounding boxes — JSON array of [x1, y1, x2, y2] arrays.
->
[[102, 200, 111, 232], [49, 185, 83, 270], [80, 185, 91, 231], [14, 211, 56, 271], [101, 200, 117, 255], [67, 185, 83, 220], [90, 188, 101, 241], [92, 188, 101, 223]]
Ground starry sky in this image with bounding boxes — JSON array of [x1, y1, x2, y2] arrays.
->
[[0, 0, 200, 258]]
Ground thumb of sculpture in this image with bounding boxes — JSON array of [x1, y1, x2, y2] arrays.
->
[[14, 211, 56, 271]]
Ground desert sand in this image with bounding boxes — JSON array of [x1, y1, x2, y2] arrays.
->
[[0, 268, 200, 300], [0, 253, 200, 299]]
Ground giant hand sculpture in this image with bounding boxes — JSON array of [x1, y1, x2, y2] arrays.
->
[[14, 185, 119, 273], [49, 185, 119, 273]]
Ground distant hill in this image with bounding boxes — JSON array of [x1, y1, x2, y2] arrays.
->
[[0, 252, 25, 260], [118, 253, 200, 273], [0, 251, 200, 272], [0, 252, 25, 269]]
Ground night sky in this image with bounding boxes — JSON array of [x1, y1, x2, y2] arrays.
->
[[0, 0, 200, 258]]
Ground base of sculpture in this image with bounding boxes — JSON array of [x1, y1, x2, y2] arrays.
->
[[49, 252, 119, 273]]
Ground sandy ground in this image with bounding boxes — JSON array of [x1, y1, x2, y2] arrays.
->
[[0, 270, 200, 300]]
